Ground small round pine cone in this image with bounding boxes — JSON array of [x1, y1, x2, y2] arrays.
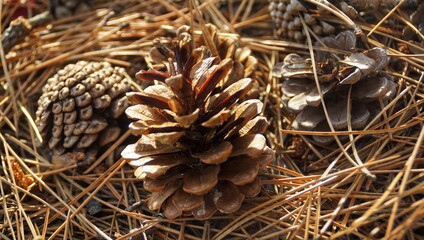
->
[[269, 0, 336, 42], [274, 31, 396, 144], [49, 0, 92, 19], [36, 61, 131, 159], [122, 25, 275, 220]]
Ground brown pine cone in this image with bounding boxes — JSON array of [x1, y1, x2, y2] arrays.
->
[[121, 24, 275, 220], [36, 61, 131, 159], [274, 31, 396, 144]]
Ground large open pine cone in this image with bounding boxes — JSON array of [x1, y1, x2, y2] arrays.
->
[[36, 61, 131, 158], [274, 31, 396, 144], [121, 24, 275, 219]]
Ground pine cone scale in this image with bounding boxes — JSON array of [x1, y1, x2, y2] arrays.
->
[[172, 187, 204, 211], [238, 178, 262, 197], [192, 193, 217, 220], [205, 78, 253, 118], [194, 58, 234, 107], [77, 134, 97, 148], [144, 173, 183, 192], [148, 181, 181, 210], [190, 57, 219, 84], [138, 156, 193, 179], [182, 165, 220, 195], [213, 181, 245, 213], [219, 157, 259, 185], [162, 198, 183, 219], [192, 141, 232, 164], [230, 134, 266, 157], [125, 104, 166, 123], [126, 92, 170, 110]]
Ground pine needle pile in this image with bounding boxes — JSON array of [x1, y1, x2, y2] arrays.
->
[[1, 0, 423, 239]]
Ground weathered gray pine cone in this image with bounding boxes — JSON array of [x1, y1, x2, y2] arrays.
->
[[36, 61, 131, 158], [274, 31, 396, 144], [121, 24, 275, 220], [345, 0, 418, 12], [268, 0, 405, 42], [402, 1, 424, 42]]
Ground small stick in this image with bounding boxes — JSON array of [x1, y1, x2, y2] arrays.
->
[[1, 11, 53, 54]]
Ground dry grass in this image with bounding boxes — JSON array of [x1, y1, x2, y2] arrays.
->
[[1, 0, 423, 239]]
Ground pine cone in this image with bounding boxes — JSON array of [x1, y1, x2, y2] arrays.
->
[[344, 0, 417, 12], [49, 0, 92, 19], [36, 61, 131, 158], [269, 0, 336, 42], [122, 24, 275, 220], [402, 1, 424, 42], [274, 31, 396, 144], [268, 0, 401, 42]]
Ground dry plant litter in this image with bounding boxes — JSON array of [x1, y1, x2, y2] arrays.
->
[[0, 0, 423, 239]]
